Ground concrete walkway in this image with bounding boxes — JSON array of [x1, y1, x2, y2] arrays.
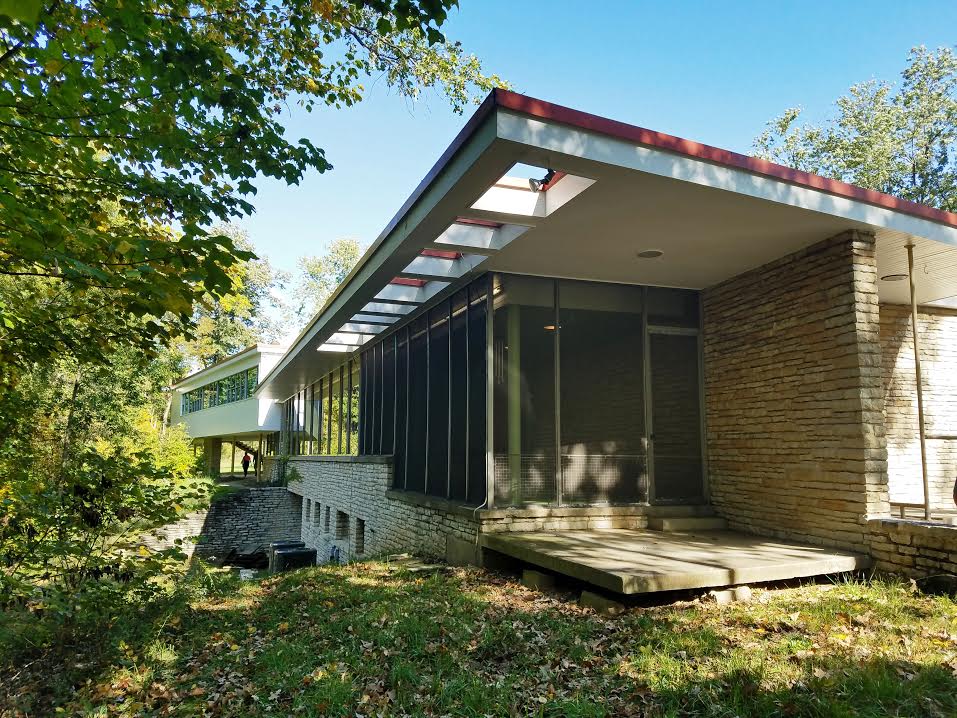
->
[[480, 529, 870, 594]]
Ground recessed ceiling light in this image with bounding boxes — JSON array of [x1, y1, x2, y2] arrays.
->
[[637, 249, 664, 259], [881, 274, 907, 281]]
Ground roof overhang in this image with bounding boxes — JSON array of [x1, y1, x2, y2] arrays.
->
[[258, 89, 957, 401]]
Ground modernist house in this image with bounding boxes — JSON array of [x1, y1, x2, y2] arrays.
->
[[171, 344, 287, 477], [253, 90, 957, 592]]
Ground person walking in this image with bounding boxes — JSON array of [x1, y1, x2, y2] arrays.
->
[[241, 452, 252, 478]]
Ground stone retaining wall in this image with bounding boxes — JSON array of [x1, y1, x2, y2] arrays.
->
[[285, 456, 478, 563], [703, 231, 889, 552], [879, 304, 957, 509], [868, 518, 957, 577], [144, 486, 301, 558]]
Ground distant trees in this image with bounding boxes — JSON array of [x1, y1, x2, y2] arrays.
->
[[295, 237, 364, 321], [755, 46, 957, 211]]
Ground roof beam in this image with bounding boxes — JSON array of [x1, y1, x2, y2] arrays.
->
[[350, 313, 398, 325], [339, 322, 387, 335], [398, 253, 486, 281], [428, 221, 529, 254], [362, 301, 416, 316]]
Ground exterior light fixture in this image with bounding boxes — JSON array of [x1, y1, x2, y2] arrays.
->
[[543, 325, 557, 331], [637, 249, 664, 259], [881, 273, 907, 281], [528, 168, 556, 192]]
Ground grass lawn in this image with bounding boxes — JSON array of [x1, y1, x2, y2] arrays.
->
[[3, 562, 957, 717]]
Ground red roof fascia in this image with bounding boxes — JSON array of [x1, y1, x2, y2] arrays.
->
[[420, 249, 461, 259], [492, 88, 957, 230], [390, 277, 427, 287]]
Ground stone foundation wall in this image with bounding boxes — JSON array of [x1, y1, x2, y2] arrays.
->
[[286, 456, 479, 563], [868, 518, 957, 577], [144, 486, 301, 558], [702, 231, 889, 552], [879, 304, 957, 509]]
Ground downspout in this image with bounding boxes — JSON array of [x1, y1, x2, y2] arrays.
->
[[906, 243, 931, 520]]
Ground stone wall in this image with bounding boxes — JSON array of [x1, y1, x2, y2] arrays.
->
[[284, 456, 711, 564], [286, 456, 478, 563], [144, 486, 301, 558], [702, 231, 889, 552], [868, 518, 957, 577], [879, 304, 957, 509]]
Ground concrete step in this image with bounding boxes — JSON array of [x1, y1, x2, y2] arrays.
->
[[647, 516, 727, 532]]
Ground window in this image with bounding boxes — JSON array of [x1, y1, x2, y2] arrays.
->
[[180, 366, 258, 415]]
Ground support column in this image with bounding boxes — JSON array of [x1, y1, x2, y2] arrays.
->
[[906, 243, 931, 520], [204, 437, 223, 478]]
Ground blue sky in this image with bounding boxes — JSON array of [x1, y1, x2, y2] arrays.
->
[[245, 0, 957, 281]]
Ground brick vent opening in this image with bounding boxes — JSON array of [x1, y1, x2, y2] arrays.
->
[[335, 511, 349, 540], [355, 518, 365, 555]]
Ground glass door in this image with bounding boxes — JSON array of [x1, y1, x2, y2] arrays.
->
[[648, 330, 705, 504]]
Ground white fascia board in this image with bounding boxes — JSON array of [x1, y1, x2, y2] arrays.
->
[[496, 109, 957, 248]]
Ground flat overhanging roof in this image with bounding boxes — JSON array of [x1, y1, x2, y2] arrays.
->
[[258, 89, 957, 401]]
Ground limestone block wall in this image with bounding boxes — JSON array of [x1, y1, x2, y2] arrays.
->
[[879, 304, 957, 508], [144, 486, 301, 558], [703, 231, 889, 552], [286, 457, 479, 563], [868, 518, 957, 577]]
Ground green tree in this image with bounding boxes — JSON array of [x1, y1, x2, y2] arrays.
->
[[295, 236, 364, 320], [182, 223, 290, 367], [754, 46, 957, 211], [0, 0, 507, 383]]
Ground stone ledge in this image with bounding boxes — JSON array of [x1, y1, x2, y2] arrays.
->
[[289, 454, 393, 465], [384, 489, 481, 519], [868, 518, 957, 536], [477, 504, 714, 520]]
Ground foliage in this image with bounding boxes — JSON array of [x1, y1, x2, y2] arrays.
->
[[181, 223, 290, 367], [295, 236, 364, 321], [2, 564, 956, 716], [755, 46, 957, 211], [0, 346, 207, 628], [0, 0, 506, 382]]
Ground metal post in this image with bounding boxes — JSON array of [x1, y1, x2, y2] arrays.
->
[[486, 282, 495, 509], [377, 341, 384, 455], [424, 313, 431, 495], [346, 360, 353, 455], [327, 371, 333, 454], [464, 285, 471, 501], [231, 441, 235, 477], [404, 325, 411, 490], [447, 300, 453, 499], [393, 333, 398, 456], [553, 280, 562, 507], [907, 243, 931, 520], [338, 364, 345, 455]]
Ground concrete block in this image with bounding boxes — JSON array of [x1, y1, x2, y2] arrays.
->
[[579, 590, 625, 616], [445, 535, 479, 566], [522, 569, 556, 591], [732, 585, 752, 602]]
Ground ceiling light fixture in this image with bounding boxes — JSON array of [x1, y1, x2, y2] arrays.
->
[[637, 249, 664, 259], [881, 273, 907, 281]]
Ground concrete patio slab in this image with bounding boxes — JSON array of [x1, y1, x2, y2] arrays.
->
[[480, 529, 871, 595]]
